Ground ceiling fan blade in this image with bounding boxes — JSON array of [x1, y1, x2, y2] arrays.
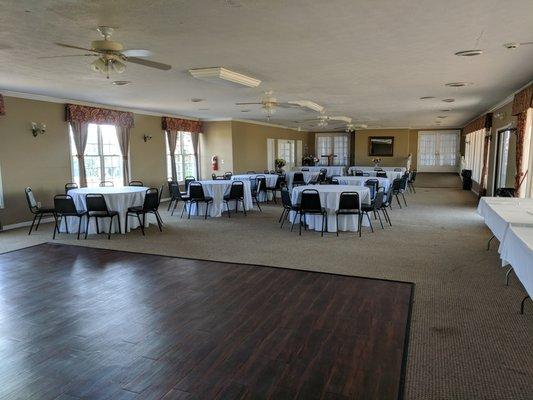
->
[[55, 42, 100, 53], [235, 102, 262, 105], [122, 49, 152, 58], [277, 102, 301, 109], [329, 116, 352, 123], [38, 54, 97, 59], [125, 57, 171, 70], [520, 41, 533, 45]]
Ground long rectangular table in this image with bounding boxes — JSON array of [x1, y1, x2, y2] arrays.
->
[[500, 226, 533, 300], [477, 197, 533, 243]]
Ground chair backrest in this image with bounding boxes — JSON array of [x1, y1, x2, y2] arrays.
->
[[54, 194, 78, 214], [410, 171, 417, 182], [269, 170, 276, 174], [188, 182, 205, 200], [400, 175, 408, 190], [129, 180, 144, 186], [317, 171, 327, 183], [224, 172, 233, 180], [293, 172, 305, 183], [374, 188, 385, 209], [100, 181, 114, 187], [301, 168, 309, 171], [228, 181, 244, 198], [394, 168, 402, 172], [184, 177, 196, 190], [355, 170, 364, 176], [65, 182, 78, 193], [169, 181, 181, 197], [376, 171, 387, 178], [365, 179, 379, 199], [338, 191, 360, 211], [495, 187, 515, 197], [256, 175, 266, 192], [263, 169, 270, 174], [211, 173, 217, 180], [143, 188, 159, 210], [25, 187, 38, 211], [85, 194, 108, 213], [392, 178, 402, 191], [331, 178, 339, 185], [300, 189, 322, 212], [280, 187, 292, 208], [374, 167, 384, 171]]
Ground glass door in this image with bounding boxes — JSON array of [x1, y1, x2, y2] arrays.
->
[[494, 129, 511, 191], [417, 130, 460, 172]]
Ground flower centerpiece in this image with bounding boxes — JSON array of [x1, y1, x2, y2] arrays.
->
[[302, 155, 320, 166], [275, 158, 286, 172], [372, 157, 382, 169]]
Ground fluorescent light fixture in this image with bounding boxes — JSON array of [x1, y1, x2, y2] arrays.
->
[[287, 100, 325, 113], [188, 67, 261, 88]]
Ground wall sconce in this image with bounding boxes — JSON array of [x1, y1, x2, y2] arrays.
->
[[143, 134, 153, 142], [31, 122, 46, 137], [494, 111, 507, 120]]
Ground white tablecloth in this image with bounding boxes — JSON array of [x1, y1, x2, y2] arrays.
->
[[349, 166, 406, 173], [476, 197, 533, 242], [290, 185, 371, 232], [499, 226, 533, 298], [187, 180, 253, 217], [231, 174, 278, 201], [336, 176, 391, 194], [285, 171, 319, 189], [64, 186, 149, 234], [295, 166, 346, 177], [347, 168, 402, 181]]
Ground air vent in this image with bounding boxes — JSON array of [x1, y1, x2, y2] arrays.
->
[[442, 98, 455, 103], [445, 82, 472, 87], [419, 96, 435, 100]]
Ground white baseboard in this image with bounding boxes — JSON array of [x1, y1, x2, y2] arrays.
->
[[1, 217, 55, 231]]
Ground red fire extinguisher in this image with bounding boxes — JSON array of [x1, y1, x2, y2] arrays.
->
[[211, 155, 218, 171]]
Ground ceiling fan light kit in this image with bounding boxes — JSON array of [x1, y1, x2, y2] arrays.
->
[[189, 67, 261, 88]]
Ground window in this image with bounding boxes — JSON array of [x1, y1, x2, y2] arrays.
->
[[166, 131, 197, 181], [277, 140, 296, 170], [316, 134, 349, 165], [70, 124, 123, 187], [464, 129, 485, 183]]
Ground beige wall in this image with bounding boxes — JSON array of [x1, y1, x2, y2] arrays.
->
[[354, 129, 412, 167], [231, 121, 312, 173], [0, 96, 169, 226], [199, 121, 233, 179]]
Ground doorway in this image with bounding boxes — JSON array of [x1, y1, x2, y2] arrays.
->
[[417, 130, 460, 173]]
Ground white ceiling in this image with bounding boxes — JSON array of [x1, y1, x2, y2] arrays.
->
[[1, 0, 532, 130]]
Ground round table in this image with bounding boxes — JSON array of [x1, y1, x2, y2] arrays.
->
[[290, 185, 371, 232], [187, 180, 253, 217], [64, 186, 149, 234], [336, 176, 391, 197], [231, 174, 278, 201], [285, 171, 319, 189], [295, 166, 346, 177]]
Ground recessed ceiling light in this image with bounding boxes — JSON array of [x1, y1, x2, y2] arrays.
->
[[420, 96, 435, 100], [112, 80, 130, 86], [191, 98, 205, 103], [445, 82, 472, 87], [442, 98, 455, 103], [440, 109, 452, 112], [437, 116, 448, 119], [455, 49, 483, 56], [503, 42, 520, 49]]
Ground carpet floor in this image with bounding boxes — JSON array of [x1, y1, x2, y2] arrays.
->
[[415, 172, 463, 188], [0, 185, 532, 399]]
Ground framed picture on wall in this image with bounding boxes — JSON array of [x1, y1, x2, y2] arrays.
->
[[368, 136, 394, 156]]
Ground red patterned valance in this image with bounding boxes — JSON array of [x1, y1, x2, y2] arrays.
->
[[66, 104, 134, 128], [463, 114, 492, 135], [512, 84, 533, 116], [0, 94, 5, 116], [162, 116, 202, 133]]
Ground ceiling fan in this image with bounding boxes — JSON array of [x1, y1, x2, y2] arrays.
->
[[41, 26, 171, 79], [235, 91, 323, 120], [304, 113, 353, 128]]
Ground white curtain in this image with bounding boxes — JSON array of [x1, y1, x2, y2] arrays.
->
[[166, 130, 178, 181], [116, 126, 131, 185], [69, 121, 89, 187], [190, 131, 200, 179]]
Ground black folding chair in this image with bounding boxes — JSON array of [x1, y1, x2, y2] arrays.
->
[[187, 182, 213, 219], [336, 191, 362, 237], [299, 189, 327, 236], [292, 172, 306, 187], [25, 187, 56, 235], [100, 181, 114, 187], [65, 182, 78, 193], [53, 194, 86, 240], [129, 180, 144, 187], [223, 181, 247, 217], [125, 188, 163, 235], [279, 187, 300, 230], [84, 193, 120, 239]]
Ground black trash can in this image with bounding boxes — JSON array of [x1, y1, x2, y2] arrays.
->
[[461, 169, 472, 191]]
